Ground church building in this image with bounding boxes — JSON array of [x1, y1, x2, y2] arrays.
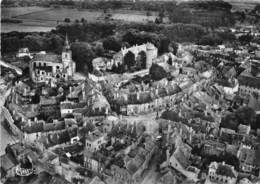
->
[[30, 35, 76, 85]]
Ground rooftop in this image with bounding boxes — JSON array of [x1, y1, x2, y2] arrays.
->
[[33, 53, 62, 63], [238, 72, 260, 89]]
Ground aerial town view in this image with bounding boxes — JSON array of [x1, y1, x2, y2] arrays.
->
[[1, 0, 260, 184]]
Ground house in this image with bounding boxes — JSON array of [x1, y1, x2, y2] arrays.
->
[[89, 176, 105, 184], [207, 162, 238, 184], [60, 101, 87, 117], [158, 170, 178, 184], [51, 156, 85, 183], [85, 130, 107, 152], [16, 48, 32, 58], [238, 124, 251, 135], [110, 136, 156, 184], [39, 96, 60, 119], [0, 154, 16, 182], [168, 143, 199, 181], [238, 60, 260, 97], [14, 81, 36, 104], [30, 35, 76, 84], [237, 145, 260, 176], [202, 140, 226, 156], [112, 81, 181, 115]]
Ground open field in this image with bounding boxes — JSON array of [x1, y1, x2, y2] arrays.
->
[[14, 8, 157, 23], [2, 6, 51, 18], [1, 7, 157, 32]]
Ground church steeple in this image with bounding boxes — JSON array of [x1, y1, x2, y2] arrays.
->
[[63, 33, 70, 51]]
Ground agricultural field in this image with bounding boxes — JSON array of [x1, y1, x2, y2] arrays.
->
[[15, 8, 103, 22], [1, 7, 157, 32], [112, 13, 156, 23], [2, 6, 51, 18]]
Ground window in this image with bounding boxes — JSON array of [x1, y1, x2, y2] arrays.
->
[[44, 63, 46, 66], [56, 66, 59, 70]]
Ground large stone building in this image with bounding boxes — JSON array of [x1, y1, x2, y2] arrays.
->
[[30, 35, 76, 84], [207, 162, 238, 184], [113, 42, 158, 69], [238, 59, 260, 97]]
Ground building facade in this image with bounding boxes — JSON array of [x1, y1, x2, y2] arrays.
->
[[30, 35, 76, 84]]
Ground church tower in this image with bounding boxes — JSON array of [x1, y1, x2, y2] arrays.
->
[[62, 34, 75, 77]]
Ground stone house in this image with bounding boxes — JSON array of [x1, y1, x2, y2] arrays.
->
[[207, 162, 238, 184]]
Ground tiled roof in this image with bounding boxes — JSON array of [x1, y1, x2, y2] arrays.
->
[[33, 53, 62, 63], [23, 122, 44, 133], [60, 102, 87, 109], [89, 176, 105, 184], [173, 146, 190, 169], [86, 130, 104, 142], [43, 121, 65, 132]]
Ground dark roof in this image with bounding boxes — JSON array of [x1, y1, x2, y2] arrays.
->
[[161, 110, 183, 122], [238, 75, 260, 89], [23, 122, 44, 133], [44, 121, 66, 132]]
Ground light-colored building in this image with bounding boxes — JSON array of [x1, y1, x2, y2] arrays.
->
[[16, 48, 32, 58], [85, 130, 107, 152], [113, 42, 158, 69]]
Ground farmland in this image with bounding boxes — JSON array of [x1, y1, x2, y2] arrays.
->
[[2, 6, 51, 18], [1, 7, 157, 33]]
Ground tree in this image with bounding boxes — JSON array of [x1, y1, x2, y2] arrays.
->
[[103, 37, 122, 52], [238, 34, 253, 45], [169, 41, 178, 55], [159, 38, 170, 54], [235, 107, 256, 126], [81, 18, 86, 23], [71, 42, 95, 73], [146, 11, 152, 17], [64, 18, 71, 23], [149, 63, 168, 81], [198, 34, 222, 46], [123, 51, 136, 70], [158, 10, 165, 22]]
